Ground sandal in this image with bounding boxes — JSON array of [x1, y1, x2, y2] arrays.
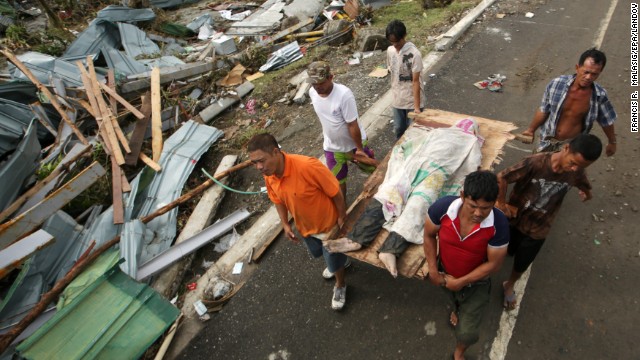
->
[[503, 281, 517, 310]]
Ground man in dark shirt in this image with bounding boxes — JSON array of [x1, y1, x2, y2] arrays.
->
[[496, 134, 602, 310], [424, 171, 509, 360]]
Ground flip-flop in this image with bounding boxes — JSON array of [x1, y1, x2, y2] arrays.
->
[[503, 281, 517, 310]]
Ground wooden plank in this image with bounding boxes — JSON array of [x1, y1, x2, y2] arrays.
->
[[85, 58, 131, 155], [0, 162, 106, 249], [125, 93, 152, 166], [111, 156, 124, 224], [139, 152, 162, 172], [257, 17, 315, 47], [110, 115, 132, 154], [150, 67, 163, 163], [107, 69, 118, 116], [332, 109, 518, 279], [121, 172, 131, 193], [98, 81, 145, 119], [78, 60, 125, 165], [0, 49, 88, 145]]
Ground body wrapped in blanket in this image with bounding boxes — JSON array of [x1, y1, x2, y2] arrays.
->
[[324, 119, 484, 277]]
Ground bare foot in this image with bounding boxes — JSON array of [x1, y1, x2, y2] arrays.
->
[[503, 281, 517, 310], [449, 311, 458, 327], [378, 252, 398, 278], [323, 238, 362, 253]]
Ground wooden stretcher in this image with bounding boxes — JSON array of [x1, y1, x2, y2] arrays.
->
[[329, 109, 517, 279]]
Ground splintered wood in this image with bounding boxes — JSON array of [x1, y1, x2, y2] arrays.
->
[[151, 67, 164, 163], [332, 109, 517, 279]]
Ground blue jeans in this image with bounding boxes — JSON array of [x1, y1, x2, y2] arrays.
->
[[302, 236, 347, 273], [392, 108, 422, 139]]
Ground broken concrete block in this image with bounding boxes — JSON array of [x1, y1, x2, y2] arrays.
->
[[212, 35, 237, 55], [293, 82, 311, 104], [355, 28, 390, 52], [323, 20, 353, 46]]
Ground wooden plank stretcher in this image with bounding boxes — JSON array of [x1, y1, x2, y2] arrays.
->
[[329, 109, 517, 279]]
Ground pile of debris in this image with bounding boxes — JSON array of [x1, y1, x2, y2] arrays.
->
[[0, 0, 387, 358]]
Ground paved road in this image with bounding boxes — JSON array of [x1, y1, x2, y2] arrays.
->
[[178, 0, 639, 359]]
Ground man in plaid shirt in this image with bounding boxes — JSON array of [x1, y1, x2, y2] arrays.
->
[[519, 48, 617, 156]]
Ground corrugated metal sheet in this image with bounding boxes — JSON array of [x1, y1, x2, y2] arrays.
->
[[17, 259, 179, 360], [0, 120, 40, 212], [96, 5, 156, 23], [0, 211, 82, 331], [148, 0, 198, 9], [259, 41, 303, 72], [63, 19, 121, 58], [136, 208, 250, 280], [9, 52, 86, 88], [118, 22, 160, 59], [122, 120, 223, 266], [100, 47, 147, 76]]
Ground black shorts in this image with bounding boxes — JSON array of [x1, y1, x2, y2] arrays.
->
[[508, 227, 546, 273]]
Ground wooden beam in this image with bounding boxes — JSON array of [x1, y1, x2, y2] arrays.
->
[[139, 152, 162, 172], [98, 81, 145, 119], [86, 58, 131, 155], [150, 67, 163, 163], [111, 156, 124, 224], [121, 172, 131, 193], [76, 61, 124, 164], [125, 93, 152, 166], [1, 49, 88, 145]]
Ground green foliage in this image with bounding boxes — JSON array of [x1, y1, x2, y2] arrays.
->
[[5, 24, 30, 47], [36, 156, 63, 181], [62, 143, 112, 216], [371, 0, 478, 47]]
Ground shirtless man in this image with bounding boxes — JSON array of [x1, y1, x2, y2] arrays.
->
[[520, 49, 617, 156]]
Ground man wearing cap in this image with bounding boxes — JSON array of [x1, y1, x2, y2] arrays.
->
[[307, 61, 376, 201]]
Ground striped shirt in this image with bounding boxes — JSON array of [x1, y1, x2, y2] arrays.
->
[[538, 75, 617, 151]]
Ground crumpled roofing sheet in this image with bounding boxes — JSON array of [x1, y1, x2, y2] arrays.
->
[[259, 40, 303, 72], [8, 52, 86, 88], [63, 19, 121, 58], [17, 261, 179, 360], [96, 5, 156, 23], [0, 120, 40, 212], [118, 22, 160, 59], [119, 120, 223, 276], [0, 211, 83, 331]]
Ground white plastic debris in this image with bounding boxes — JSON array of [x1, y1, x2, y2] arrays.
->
[[525, 12, 534, 18], [214, 227, 240, 253], [232, 262, 243, 274]]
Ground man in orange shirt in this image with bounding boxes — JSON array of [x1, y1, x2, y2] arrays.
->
[[248, 133, 349, 310]]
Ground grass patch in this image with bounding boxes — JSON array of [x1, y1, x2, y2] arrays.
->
[[371, 0, 480, 51]]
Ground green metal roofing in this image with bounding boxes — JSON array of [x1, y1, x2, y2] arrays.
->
[[17, 256, 179, 360]]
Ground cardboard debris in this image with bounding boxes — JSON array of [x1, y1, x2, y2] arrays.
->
[[245, 72, 264, 81], [368, 67, 389, 78], [218, 64, 246, 87]]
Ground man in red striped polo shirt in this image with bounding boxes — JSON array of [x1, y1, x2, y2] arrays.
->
[[423, 170, 510, 360]]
